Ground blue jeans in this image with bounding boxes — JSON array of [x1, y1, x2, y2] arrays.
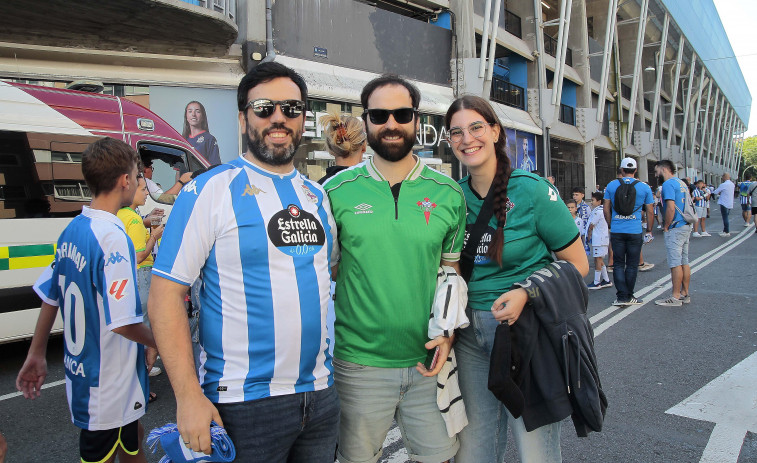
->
[[720, 204, 731, 233], [214, 387, 339, 463], [454, 308, 562, 463], [610, 232, 643, 302]]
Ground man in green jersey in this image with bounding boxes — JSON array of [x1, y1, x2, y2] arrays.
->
[[324, 75, 466, 463]]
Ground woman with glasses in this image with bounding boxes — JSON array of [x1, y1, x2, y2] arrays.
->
[[444, 95, 588, 463]]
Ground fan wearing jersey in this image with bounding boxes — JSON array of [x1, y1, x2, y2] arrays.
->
[[16, 137, 158, 463], [183, 100, 222, 165], [149, 62, 339, 462], [324, 75, 466, 463]]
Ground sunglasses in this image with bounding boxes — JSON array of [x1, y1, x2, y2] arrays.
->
[[246, 99, 306, 119], [447, 121, 494, 144], [363, 107, 417, 125]]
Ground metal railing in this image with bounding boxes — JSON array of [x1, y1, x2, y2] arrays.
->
[[559, 104, 575, 125], [490, 77, 525, 110], [543, 32, 573, 67], [181, 0, 235, 20], [504, 9, 522, 39]]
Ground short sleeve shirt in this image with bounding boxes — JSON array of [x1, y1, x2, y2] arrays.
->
[[588, 205, 609, 246], [187, 131, 221, 165], [154, 156, 338, 403], [661, 177, 687, 229], [461, 170, 579, 311], [33, 207, 147, 430], [117, 207, 152, 268], [603, 178, 654, 233], [324, 157, 467, 368]]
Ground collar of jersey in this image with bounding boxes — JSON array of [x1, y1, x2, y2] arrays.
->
[[82, 206, 126, 230], [366, 154, 423, 182], [237, 154, 296, 180]]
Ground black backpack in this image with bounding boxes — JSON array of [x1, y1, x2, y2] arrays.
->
[[613, 179, 639, 216]]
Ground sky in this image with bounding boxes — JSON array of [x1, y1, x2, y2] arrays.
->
[[713, 0, 757, 137]]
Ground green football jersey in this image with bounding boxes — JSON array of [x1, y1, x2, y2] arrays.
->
[[460, 170, 580, 311], [325, 157, 467, 368]]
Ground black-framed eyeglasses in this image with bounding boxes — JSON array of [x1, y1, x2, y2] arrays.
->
[[446, 121, 494, 144], [363, 107, 418, 125], [246, 99, 306, 119]]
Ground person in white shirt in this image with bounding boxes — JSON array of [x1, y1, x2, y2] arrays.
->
[[711, 173, 735, 236], [586, 191, 611, 289]]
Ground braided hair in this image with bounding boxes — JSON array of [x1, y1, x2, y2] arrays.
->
[[445, 95, 513, 266]]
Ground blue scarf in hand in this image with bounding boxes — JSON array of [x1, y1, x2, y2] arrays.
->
[[147, 421, 235, 463]]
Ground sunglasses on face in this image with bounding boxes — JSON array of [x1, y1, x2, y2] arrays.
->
[[363, 107, 417, 125], [246, 99, 306, 119], [447, 121, 494, 144]]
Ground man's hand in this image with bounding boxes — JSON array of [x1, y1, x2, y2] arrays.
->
[[179, 172, 193, 184], [16, 355, 48, 399], [177, 391, 224, 455], [416, 335, 454, 377], [491, 288, 529, 325], [145, 346, 159, 371]]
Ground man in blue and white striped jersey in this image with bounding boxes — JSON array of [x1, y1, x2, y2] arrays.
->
[[149, 62, 339, 462]]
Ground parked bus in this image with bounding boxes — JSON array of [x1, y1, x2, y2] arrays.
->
[[0, 81, 210, 343]]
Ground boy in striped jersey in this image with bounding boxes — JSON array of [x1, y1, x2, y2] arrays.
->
[[16, 137, 157, 463], [691, 179, 710, 237], [149, 63, 339, 462]]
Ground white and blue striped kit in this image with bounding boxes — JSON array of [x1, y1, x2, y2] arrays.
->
[[154, 156, 338, 403], [34, 206, 148, 431]]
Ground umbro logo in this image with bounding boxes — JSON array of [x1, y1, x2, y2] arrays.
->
[[354, 203, 374, 215]]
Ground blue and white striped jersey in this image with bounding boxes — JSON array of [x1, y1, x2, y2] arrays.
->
[[153, 156, 338, 403], [34, 207, 148, 431]]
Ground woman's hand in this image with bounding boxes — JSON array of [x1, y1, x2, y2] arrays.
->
[[491, 288, 529, 325]]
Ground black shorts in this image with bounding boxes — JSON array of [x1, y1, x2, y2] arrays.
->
[[80, 420, 140, 463], [751, 206, 757, 215]]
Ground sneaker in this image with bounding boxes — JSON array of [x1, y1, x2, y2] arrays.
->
[[607, 266, 613, 272], [627, 297, 644, 305], [612, 299, 629, 306], [679, 294, 691, 304], [700, 232, 711, 237], [655, 297, 683, 307], [149, 367, 162, 377], [657, 225, 662, 229], [719, 232, 731, 237], [587, 282, 603, 290], [745, 222, 750, 227], [638, 262, 655, 272], [600, 280, 613, 288], [692, 232, 701, 238]]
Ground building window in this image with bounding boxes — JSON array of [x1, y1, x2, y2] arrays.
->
[[559, 104, 575, 126]]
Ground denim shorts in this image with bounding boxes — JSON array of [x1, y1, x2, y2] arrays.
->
[[664, 225, 691, 267], [214, 387, 339, 463], [333, 358, 458, 463], [136, 266, 152, 326]]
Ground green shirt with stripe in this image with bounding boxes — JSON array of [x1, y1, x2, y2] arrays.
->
[[325, 157, 467, 368], [460, 170, 580, 311]]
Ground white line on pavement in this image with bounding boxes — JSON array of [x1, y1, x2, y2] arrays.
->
[[381, 426, 408, 463], [0, 379, 65, 402], [592, 227, 753, 337]]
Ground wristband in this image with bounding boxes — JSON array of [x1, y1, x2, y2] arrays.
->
[[178, 179, 186, 186]]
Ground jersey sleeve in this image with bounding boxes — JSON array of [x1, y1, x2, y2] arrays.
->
[[101, 231, 143, 330], [534, 179, 580, 252], [661, 180, 676, 202], [643, 184, 654, 205], [33, 260, 59, 307], [152, 176, 218, 286], [441, 188, 467, 262]]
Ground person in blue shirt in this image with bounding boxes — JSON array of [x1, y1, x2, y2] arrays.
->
[[654, 160, 691, 307], [149, 62, 339, 462], [603, 157, 654, 306]]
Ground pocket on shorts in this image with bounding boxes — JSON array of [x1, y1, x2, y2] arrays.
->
[[332, 357, 366, 371]]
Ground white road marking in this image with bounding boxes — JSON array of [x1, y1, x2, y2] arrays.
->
[[0, 379, 65, 401], [666, 351, 757, 463], [592, 227, 753, 337], [381, 426, 408, 463]]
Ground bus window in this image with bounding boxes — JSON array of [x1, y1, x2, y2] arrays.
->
[[139, 142, 190, 205]]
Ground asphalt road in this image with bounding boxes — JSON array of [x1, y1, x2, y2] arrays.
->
[[1, 206, 755, 462]]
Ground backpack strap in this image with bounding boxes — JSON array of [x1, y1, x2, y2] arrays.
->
[[460, 185, 495, 283]]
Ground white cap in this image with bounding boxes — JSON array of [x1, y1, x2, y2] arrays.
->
[[620, 157, 637, 169]]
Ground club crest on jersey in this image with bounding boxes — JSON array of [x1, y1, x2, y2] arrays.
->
[[268, 204, 326, 257], [196, 135, 205, 144], [108, 279, 129, 301], [243, 183, 265, 196], [105, 252, 128, 267], [301, 184, 318, 203], [417, 197, 437, 225]]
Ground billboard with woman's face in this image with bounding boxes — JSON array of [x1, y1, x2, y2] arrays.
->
[[149, 86, 240, 165]]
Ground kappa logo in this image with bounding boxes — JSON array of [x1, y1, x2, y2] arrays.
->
[[243, 183, 265, 196], [105, 252, 128, 267], [108, 279, 129, 301], [354, 203, 374, 215], [417, 197, 437, 225], [183, 180, 198, 195]]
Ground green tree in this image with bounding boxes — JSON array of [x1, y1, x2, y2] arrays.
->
[[741, 136, 757, 179]]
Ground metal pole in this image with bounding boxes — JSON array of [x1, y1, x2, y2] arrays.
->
[[479, 0, 492, 78], [625, 0, 649, 146], [666, 36, 684, 148], [596, 0, 618, 123], [649, 13, 669, 142], [484, 0, 503, 85], [688, 70, 706, 175], [679, 52, 697, 153], [698, 80, 713, 164], [552, 0, 573, 110], [711, 94, 725, 164]]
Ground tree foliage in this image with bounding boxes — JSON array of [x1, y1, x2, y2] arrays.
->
[[741, 136, 757, 178]]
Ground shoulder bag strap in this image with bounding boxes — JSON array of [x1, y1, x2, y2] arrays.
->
[[460, 186, 495, 282]]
